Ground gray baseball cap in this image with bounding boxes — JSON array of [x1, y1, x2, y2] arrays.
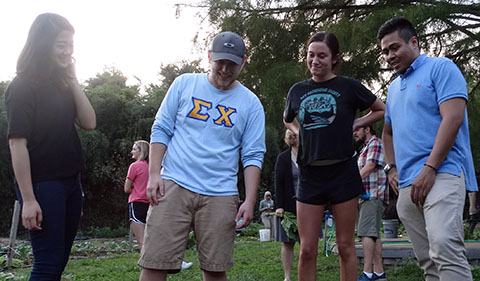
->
[[211, 31, 246, 65]]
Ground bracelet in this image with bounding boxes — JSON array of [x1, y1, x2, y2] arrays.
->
[[424, 163, 437, 172]]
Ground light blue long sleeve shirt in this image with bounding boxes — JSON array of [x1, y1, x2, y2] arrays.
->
[[385, 54, 478, 191], [151, 73, 266, 196]]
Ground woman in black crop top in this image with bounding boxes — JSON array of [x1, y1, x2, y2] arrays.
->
[[283, 31, 385, 281]]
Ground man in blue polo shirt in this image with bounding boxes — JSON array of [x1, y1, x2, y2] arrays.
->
[[378, 17, 477, 280]]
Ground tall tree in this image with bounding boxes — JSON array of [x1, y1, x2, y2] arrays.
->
[[199, 0, 480, 193]]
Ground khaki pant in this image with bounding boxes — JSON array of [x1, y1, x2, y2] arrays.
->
[[397, 173, 472, 281]]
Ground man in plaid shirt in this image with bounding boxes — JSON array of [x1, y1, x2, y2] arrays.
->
[[353, 124, 388, 281]]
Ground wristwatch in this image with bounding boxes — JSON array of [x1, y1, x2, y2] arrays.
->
[[384, 163, 396, 175]]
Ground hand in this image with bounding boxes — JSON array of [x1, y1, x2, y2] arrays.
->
[[235, 200, 254, 229], [22, 200, 42, 230], [65, 58, 81, 86], [275, 208, 284, 217], [146, 173, 164, 205], [387, 168, 399, 196], [411, 166, 436, 206]]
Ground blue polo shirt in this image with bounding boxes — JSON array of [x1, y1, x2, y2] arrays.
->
[[385, 54, 478, 191]]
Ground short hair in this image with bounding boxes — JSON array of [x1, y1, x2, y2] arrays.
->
[[306, 31, 341, 72], [377, 17, 418, 43], [363, 124, 376, 136], [134, 140, 150, 162], [17, 13, 74, 82]]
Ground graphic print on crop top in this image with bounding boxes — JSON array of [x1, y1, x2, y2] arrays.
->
[[298, 88, 340, 130]]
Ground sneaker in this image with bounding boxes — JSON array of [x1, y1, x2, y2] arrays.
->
[[373, 272, 387, 281], [181, 261, 193, 270], [358, 272, 373, 281]]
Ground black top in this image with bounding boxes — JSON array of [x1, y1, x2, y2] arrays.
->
[[274, 148, 297, 215], [5, 75, 85, 183], [284, 76, 376, 166]]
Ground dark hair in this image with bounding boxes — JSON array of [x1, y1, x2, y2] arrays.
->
[[363, 124, 376, 136], [377, 17, 417, 43], [17, 13, 74, 82], [306, 31, 341, 72]]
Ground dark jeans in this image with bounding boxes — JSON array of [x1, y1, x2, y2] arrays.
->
[[17, 174, 83, 281]]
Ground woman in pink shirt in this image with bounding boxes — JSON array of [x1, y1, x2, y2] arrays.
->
[[124, 140, 150, 251]]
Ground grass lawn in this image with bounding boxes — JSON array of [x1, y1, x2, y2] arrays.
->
[[5, 236, 480, 281], [0, 232, 480, 281]]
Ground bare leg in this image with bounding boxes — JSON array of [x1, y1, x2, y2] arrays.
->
[[282, 241, 295, 280], [130, 221, 146, 251], [297, 201, 324, 281], [361, 236, 375, 273], [203, 270, 227, 281], [332, 198, 358, 281], [373, 238, 384, 274], [139, 268, 167, 281]]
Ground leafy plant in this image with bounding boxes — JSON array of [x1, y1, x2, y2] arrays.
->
[[281, 211, 298, 240]]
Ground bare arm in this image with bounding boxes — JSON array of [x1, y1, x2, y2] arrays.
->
[[236, 165, 261, 229], [382, 124, 398, 195], [124, 178, 133, 194], [9, 137, 42, 230], [359, 162, 376, 179], [353, 98, 385, 131], [411, 98, 466, 206], [147, 142, 168, 205], [67, 63, 96, 130]]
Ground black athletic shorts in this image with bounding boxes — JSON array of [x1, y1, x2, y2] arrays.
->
[[128, 202, 149, 224], [297, 157, 363, 205]]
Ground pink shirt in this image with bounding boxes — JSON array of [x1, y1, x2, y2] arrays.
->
[[127, 160, 149, 203]]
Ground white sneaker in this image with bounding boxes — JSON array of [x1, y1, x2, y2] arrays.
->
[[181, 261, 193, 270]]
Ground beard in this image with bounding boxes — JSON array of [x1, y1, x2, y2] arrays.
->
[[353, 135, 366, 152]]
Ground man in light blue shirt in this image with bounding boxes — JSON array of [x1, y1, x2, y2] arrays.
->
[[139, 32, 266, 281], [379, 17, 477, 281]]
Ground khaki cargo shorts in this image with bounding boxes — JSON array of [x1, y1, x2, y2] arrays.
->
[[138, 180, 238, 272]]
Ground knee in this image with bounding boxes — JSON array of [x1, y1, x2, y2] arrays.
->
[[299, 244, 317, 261], [428, 231, 461, 256], [336, 241, 355, 259]]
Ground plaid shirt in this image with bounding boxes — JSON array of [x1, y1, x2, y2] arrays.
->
[[357, 135, 388, 202]]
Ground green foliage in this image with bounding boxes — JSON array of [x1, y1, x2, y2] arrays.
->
[[237, 222, 263, 237], [280, 211, 298, 240], [78, 226, 129, 238]]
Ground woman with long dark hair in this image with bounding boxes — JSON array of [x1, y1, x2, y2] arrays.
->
[[5, 13, 95, 280], [284, 31, 385, 281]]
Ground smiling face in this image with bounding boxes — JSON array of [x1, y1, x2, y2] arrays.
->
[[131, 144, 141, 160], [207, 51, 245, 90], [380, 30, 420, 74], [307, 41, 337, 82], [49, 30, 74, 69]]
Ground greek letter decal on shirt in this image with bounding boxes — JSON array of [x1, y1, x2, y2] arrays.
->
[[187, 97, 212, 121], [299, 88, 339, 130], [214, 105, 236, 127], [187, 97, 237, 127]]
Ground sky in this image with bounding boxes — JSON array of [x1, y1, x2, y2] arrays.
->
[[0, 0, 211, 86]]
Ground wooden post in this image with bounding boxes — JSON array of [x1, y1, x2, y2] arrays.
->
[[7, 200, 21, 268]]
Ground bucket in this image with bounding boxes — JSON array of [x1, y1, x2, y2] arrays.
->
[[259, 229, 271, 242], [383, 219, 399, 238]]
